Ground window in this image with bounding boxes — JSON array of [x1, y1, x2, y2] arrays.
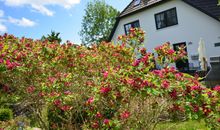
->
[[155, 8, 178, 29], [124, 20, 140, 35], [214, 42, 220, 47], [134, 0, 141, 6]]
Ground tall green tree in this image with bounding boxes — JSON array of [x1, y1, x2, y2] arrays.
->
[[41, 31, 62, 44], [80, 0, 119, 45]]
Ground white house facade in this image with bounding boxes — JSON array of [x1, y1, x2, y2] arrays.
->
[[109, 0, 220, 71]]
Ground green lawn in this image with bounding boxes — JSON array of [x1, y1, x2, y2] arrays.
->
[[156, 120, 208, 130]]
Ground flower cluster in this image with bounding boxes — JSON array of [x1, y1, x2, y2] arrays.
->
[[155, 42, 187, 67]]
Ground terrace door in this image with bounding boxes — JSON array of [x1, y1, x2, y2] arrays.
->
[[173, 42, 189, 72]]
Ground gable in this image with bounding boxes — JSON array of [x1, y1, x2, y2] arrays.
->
[[108, 0, 220, 41]]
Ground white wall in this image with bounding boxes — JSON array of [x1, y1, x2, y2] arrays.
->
[[112, 0, 220, 69]]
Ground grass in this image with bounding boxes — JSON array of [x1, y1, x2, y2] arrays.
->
[[156, 120, 209, 130]]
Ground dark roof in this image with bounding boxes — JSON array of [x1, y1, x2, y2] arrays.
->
[[108, 0, 220, 41], [183, 0, 220, 21], [120, 0, 164, 17]]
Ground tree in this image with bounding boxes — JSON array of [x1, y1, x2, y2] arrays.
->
[[41, 31, 62, 44], [218, 0, 220, 5], [79, 0, 119, 45]]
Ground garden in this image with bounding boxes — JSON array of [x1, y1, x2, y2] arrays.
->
[[0, 28, 220, 130]]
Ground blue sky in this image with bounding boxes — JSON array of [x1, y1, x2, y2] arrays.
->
[[0, 0, 131, 44]]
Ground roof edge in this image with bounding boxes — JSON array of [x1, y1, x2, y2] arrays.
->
[[119, 0, 167, 18], [107, 0, 134, 42], [120, 0, 134, 17]]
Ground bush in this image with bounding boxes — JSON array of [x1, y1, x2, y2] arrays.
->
[[0, 29, 220, 129], [0, 108, 13, 121]]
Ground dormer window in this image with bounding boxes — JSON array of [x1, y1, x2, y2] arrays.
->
[[134, 0, 141, 6]]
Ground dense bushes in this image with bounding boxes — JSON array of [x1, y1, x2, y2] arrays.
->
[[0, 108, 13, 121], [0, 28, 219, 129]]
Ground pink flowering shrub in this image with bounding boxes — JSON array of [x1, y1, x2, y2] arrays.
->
[[0, 29, 219, 129]]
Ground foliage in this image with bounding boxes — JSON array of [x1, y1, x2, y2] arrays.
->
[[79, 0, 119, 45], [41, 31, 62, 44], [0, 108, 13, 121], [0, 28, 220, 129], [156, 120, 208, 130], [0, 116, 30, 129]]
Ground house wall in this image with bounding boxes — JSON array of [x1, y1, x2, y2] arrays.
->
[[112, 0, 220, 69]]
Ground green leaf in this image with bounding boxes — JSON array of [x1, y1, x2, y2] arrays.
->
[[0, 65, 6, 72]]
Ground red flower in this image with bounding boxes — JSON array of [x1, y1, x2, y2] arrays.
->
[[64, 90, 72, 95], [192, 105, 199, 112], [103, 71, 108, 78], [50, 91, 60, 97], [80, 54, 86, 58], [132, 59, 140, 67], [140, 48, 146, 55], [60, 105, 72, 111], [140, 54, 149, 63], [91, 121, 99, 129], [207, 91, 213, 98], [86, 97, 94, 105], [115, 91, 122, 98], [202, 107, 211, 116], [161, 80, 170, 89], [171, 104, 184, 112], [214, 86, 220, 93], [168, 49, 175, 55], [217, 118, 220, 123], [191, 86, 202, 91], [175, 73, 183, 80], [25, 43, 30, 48], [48, 77, 56, 83], [100, 86, 111, 94], [152, 70, 163, 78], [129, 28, 135, 33], [38, 91, 45, 97], [169, 89, 177, 99], [6, 59, 14, 70], [64, 82, 72, 87], [2, 85, 9, 93], [1, 53, 5, 57], [0, 58, 3, 63], [127, 78, 134, 85], [120, 110, 130, 119], [26, 86, 35, 93], [0, 43, 3, 50], [103, 119, 110, 125], [53, 99, 61, 106], [96, 112, 102, 118]]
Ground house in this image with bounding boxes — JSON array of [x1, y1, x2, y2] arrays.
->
[[109, 0, 220, 71]]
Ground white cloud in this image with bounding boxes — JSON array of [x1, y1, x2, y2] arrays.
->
[[8, 16, 36, 27], [0, 10, 4, 17], [0, 10, 7, 33], [31, 4, 54, 16], [0, 23, 7, 33], [0, 9, 36, 32], [3, 0, 81, 16]]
